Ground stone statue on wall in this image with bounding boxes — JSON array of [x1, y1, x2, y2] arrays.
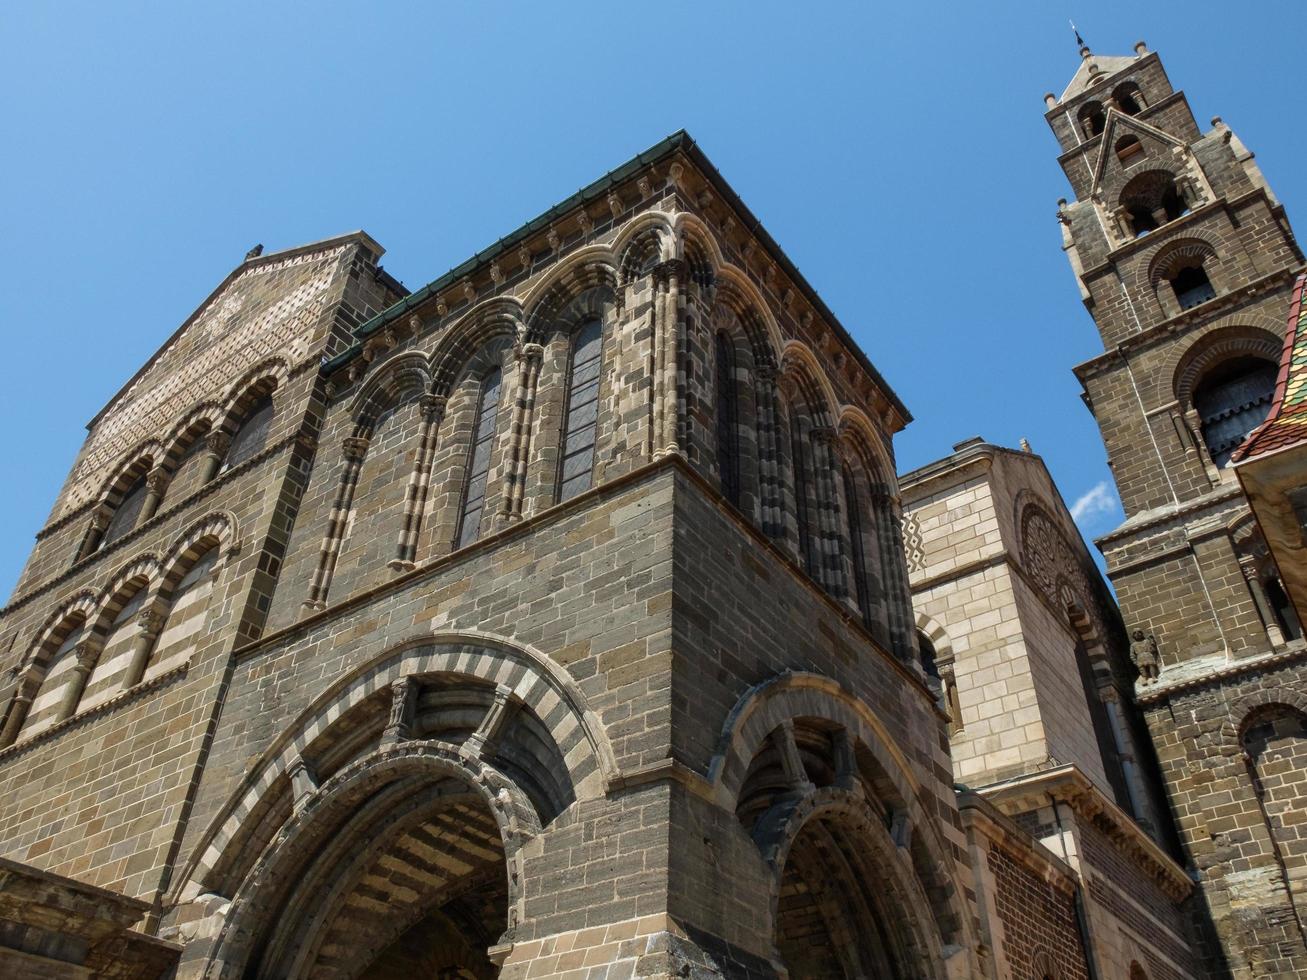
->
[[1131, 629, 1161, 684]]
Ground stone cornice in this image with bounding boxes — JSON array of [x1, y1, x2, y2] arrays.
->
[[1135, 641, 1307, 705], [977, 764, 1193, 903], [957, 790, 1079, 896], [229, 453, 945, 720], [1094, 486, 1245, 550]]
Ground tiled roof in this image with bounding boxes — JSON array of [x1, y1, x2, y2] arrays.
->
[[1232, 274, 1307, 463]]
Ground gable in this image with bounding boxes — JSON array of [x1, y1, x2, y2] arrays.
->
[[1089, 110, 1186, 200]]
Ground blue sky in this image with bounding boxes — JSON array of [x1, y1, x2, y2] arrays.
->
[[1, 2, 1303, 599]]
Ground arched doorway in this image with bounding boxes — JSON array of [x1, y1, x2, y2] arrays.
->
[[218, 743, 536, 979], [774, 807, 916, 978]]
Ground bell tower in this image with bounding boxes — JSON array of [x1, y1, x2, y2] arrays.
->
[[1048, 39, 1307, 978]]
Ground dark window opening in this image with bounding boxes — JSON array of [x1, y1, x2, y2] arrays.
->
[[715, 333, 741, 507], [102, 475, 149, 547], [1078, 102, 1106, 139], [789, 411, 817, 576], [1171, 263, 1216, 310], [457, 367, 502, 548], [1115, 135, 1144, 166], [917, 630, 939, 681], [558, 319, 603, 502], [1266, 577, 1303, 642], [1114, 82, 1147, 115], [1122, 172, 1188, 237], [226, 395, 275, 469], [1194, 357, 1278, 467]]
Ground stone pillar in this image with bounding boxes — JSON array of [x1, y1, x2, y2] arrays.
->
[[200, 431, 231, 483], [773, 719, 814, 795], [0, 681, 37, 748], [1240, 555, 1287, 647], [654, 260, 684, 457], [393, 396, 447, 570], [77, 509, 111, 560], [56, 641, 102, 723], [122, 608, 166, 689], [809, 426, 846, 599], [497, 343, 544, 527], [305, 435, 370, 611], [1101, 686, 1156, 836], [754, 362, 784, 541], [381, 676, 417, 746], [139, 468, 170, 523]]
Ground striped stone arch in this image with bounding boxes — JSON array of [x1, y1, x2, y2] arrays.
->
[[674, 213, 723, 291], [215, 356, 289, 433], [159, 511, 241, 592], [521, 246, 619, 343], [348, 349, 432, 428], [173, 631, 616, 902], [87, 552, 164, 636], [159, 402, 224, 472], [1220, 689, 1307, 746], [706, 671, 972, 968], [427, 297, 523, 397], [613, 211, 673, 286], [196, 740, 543, 980], [1144, 235, 1219, 288], [779, 340, 839, 426], [94, 439, 164, 504], [18, 588, 99, 677], [837, 405, 894, 490], [914, 611, 954, 664], [715, 263, 785, 367], [1159, 319, 1286, 406]]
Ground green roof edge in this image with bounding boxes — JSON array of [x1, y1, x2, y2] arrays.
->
[[327, 129, 910, 424]]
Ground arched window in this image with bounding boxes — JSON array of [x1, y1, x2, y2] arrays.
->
[[22, 619, 87, 738], [148, 547, 220, 679], [101, 474, 149, 548], [558, 319, 603, 502], [225, 394, 275, 469], [1115, 135, 1145, 167], [1078, 101, 1106, 139], [1114, 82, 1147, 115], [842, 466, 871, 625], [80, 587, 149, 710], [1194, 357, 1278, 467], [715, 332, 741, 507], [457, 367, 502, 548], [1171, 261, 1216, 310], [1121, 170, 1188, 237]]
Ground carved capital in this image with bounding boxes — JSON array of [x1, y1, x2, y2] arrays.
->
[[517, 342, 545, 366], [145, 469, 170, 496], [73, 642, 101, 674], [137, 608, 165, 637], [342, 436, 371, 462], [419, 394, 448, 423], [653, 258, 686, 284], [89, 510, 111, 532], [206, 431, 232, 458], [809, 425, 838, 446]]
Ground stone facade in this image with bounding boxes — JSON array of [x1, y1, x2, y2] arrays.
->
[[902, 438, 1196, 979], [0, 133, 994, 978], [1048, 39, 1307, 979]]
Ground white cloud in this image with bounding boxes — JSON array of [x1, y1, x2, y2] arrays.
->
[[1070, 480, 1119, 524]]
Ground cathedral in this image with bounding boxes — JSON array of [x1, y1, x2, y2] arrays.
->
[[0, 37, 1303, 980]]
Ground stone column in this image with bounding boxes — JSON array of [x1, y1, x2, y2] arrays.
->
[[809, 426, 846, 598], [122, 608, 165, 689], [654, 260, 684, 457], [0, 680, 37, 748], [77, 509, 111, 560], [200, 431, 232, 483], [1101, 686, 1156, 835], [139, 468, 170, 523], [773, 719, 814, 796], [754, 362, 784, 541], [1240, 555, 1287, 647], [497, 343, 545, 527], [393, 396, 447, 570], [305, 435, 370, 611], [381, 676, 417, 746], [56, 641, 102, 723]]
